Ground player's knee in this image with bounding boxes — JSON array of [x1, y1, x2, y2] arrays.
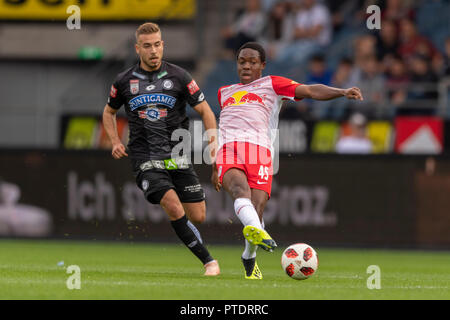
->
[[184, 202, 206, 223], [190, 212, 206, 224], [161, 199, 184, 220], [230, 184, 251, 199]]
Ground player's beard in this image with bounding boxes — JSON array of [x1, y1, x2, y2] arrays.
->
[[143, 55, 161, 71]]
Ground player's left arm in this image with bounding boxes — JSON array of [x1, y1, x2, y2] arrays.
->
[[295, 84, 364, 101]]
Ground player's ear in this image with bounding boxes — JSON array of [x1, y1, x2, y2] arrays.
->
[[135, 43, 139, 55], [261, 61, 266, 70]]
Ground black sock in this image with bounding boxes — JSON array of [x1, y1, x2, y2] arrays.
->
[[242, 257, 256, 277], [170, 215, 213, 265]]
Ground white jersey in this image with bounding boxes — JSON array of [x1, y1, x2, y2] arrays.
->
[[217, 75, 302, 152]]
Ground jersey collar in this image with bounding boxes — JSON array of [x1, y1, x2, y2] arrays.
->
[[134, 61, 167, 80]]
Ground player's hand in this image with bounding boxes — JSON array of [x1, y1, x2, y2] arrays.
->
[[111, 143, 128, 159], [211, 165, 221, 192], [344, 87, 363, 101]]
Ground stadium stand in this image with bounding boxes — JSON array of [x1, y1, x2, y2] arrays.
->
[[201, 0, 450, 121], [0, 0, 448, 152]]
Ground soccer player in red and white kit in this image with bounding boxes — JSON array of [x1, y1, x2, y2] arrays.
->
[[212, 42, 363, 279]]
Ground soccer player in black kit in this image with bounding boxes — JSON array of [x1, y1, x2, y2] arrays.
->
[[102, 22, 220, 276]]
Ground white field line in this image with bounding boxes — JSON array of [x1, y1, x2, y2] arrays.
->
[[0, 264, 448, 291], [0, 277, 448, 291]]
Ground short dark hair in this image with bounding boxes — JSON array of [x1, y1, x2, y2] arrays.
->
[[339, 57, 353, 66], [310, 54, 325, 63], [135, 22, 161, 42], [236, 42, 266, 63]]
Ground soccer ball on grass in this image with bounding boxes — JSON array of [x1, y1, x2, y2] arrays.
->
[[281, 243, 318, 280]]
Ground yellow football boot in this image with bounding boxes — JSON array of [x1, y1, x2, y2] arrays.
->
[[243, 225, 277, 252]]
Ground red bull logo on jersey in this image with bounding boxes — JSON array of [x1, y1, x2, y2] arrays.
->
[[222, 91, 265, 108]]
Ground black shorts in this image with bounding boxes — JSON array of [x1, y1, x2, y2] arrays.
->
[[135, 165, 205, 205]]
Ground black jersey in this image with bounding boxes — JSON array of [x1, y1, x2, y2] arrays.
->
[[107, 61, 205, 161]]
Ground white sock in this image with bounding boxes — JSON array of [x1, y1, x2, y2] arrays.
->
[[242, 239, 258, 260], [234, 198, 262, 229]]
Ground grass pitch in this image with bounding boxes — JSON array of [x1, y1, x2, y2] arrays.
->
[[0, 239, 449, 300]]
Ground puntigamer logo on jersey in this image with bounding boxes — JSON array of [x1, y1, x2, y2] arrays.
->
[[129, 94, 176, 111]]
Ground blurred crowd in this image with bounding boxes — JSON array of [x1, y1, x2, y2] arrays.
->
[[220, 0, 450, 120]]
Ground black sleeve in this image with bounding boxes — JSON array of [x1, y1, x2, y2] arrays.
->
[[107, 76, 125, 110], [181, 70, 205, 108]]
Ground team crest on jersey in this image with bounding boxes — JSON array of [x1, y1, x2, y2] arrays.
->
[[130, 79, 139, 95], [163, 79, 173, 90], [138, 107, 168, 122]]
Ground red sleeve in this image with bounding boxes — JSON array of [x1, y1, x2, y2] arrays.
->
[[217, 85, 232, 109], [270, 75, 302, 100], [217, 88, 222, 109]]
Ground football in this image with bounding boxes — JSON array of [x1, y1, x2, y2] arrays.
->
[[281, 243, 319, 280]]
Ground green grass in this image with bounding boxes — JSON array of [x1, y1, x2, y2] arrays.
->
[[0, 239, 449, 300]]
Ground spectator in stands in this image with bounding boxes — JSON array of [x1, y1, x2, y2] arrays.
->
[[304, 54, 333, 119], [397, 18, 439, 61], [306, 54, 332, 85], [395, 54, 438, 116], [264, 1, 296, 59], [381, 0, 416, 26], [375, 19, 399, 63], [324, 0, 366, 32], [332, 57, 359, 89], [274, 0, 332, 66], [325, 57, 359, 119], [221, 0, 266, 59], [354, 34, 377, 68], [407, 54, 439, 102], [442, 37, 450, 77], [385, 55, 410, 109], [335, 113, 373, 154], [354, 55, 387, 117]]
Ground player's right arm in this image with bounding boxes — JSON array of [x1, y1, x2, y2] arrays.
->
[[102, 104, 128, 159], [270, 76, 363, 102], [295, 84, 363, 101]]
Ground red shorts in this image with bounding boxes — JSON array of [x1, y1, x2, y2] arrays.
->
[[216, 141, 273, 197]]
